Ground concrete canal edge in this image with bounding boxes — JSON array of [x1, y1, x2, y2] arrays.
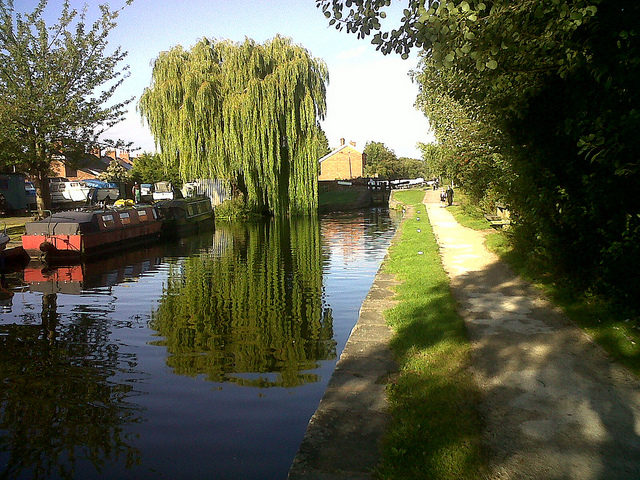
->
[[288, 230, 402, 479]]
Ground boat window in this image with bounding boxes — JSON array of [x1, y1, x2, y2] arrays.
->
[[137, 209, 148, 221], [120, 212, 131, 225], [101, 214, 115, 228], [188, 205, 197, 216]]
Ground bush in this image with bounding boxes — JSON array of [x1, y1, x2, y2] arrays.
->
[[214, 195, 251, 220]]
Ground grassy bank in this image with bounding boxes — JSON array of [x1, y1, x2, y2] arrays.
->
[[447, 192, 640, 376], [1, 216, 31, 244], [377, 189, 486, 479]]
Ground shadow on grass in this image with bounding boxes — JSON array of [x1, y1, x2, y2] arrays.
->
[[377, 211, 487, 479]]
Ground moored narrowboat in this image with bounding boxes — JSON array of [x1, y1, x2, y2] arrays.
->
[[22, 205, 162, 264], [155, 195, 214, 236]]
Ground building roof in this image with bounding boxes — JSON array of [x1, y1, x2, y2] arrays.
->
[[318, 143, 363, 163]]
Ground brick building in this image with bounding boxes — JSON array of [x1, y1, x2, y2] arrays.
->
[[50, 148, 135, 181], [318, 138, 366, 181]]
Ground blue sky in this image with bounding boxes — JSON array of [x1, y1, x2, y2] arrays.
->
[[22, 0, 433, 158]]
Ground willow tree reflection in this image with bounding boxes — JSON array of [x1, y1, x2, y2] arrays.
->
[[151, 217, 336, 387], [0, 293, 142, 479]]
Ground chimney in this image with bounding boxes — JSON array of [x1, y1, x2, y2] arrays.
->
[[340, 138, 345, 146], [121, 150, 130, 163], [106, 150, 117, 160], [349, 140, 356, 147]]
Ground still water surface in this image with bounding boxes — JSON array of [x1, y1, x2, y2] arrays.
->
[[0, 209, 398, 479]]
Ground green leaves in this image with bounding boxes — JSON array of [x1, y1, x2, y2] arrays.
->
[[0, 0, 132, 212], [139, 36, 328, 215]]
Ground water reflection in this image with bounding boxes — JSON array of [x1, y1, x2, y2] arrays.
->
[[0, 297, 143, 480], [0, 242, 195, 479], [150, 217, 336, 388], [0, 210, 396, 479]]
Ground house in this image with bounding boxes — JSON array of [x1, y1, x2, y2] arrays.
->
[[318, 138, 366, 181], [50, 148, 135, 181]]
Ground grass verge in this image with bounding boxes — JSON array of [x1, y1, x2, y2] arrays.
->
[[448, 191, 640, 375], [446, 191, 491, 230], [1, 216, 31, 243], [376, 190, 486, 479]]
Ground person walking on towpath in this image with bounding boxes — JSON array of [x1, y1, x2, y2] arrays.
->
[[446, 185, 454, 206], [422, 189, 640, 479]]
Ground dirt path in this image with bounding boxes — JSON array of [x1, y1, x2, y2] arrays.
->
[[424, 190, 640, 479]]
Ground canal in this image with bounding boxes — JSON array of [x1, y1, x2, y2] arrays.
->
[[0, 208, 398, 479]]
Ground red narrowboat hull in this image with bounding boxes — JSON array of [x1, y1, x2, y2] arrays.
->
[[22, 206, 162, 264]]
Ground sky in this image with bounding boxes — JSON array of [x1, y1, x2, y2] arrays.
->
[[21, 0, 434, 158]]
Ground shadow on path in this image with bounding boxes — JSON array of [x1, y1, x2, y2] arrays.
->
[[426, 197, 640, 479]]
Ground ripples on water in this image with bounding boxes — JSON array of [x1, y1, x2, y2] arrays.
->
[[0, 208, 398, 479]]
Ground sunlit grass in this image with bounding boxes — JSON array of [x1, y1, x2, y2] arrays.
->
[[389, 189, 425, 206], [376, 190, 486, 479]]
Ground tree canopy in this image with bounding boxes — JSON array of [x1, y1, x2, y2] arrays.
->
[[363, 141, 396, 177], [139, 36, 329, 216], [126, 152, 181, 186], [320, 0, 640, 306], [363, 140, 425, 179], [0, 0, 132, 213], [99, 159, 128, 183]]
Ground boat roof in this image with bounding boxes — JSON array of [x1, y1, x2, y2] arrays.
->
[[24, 207, 156, 236], [25, 211, 98, 235], [34, 211, 98, 224], [155, 195, 207, 208]]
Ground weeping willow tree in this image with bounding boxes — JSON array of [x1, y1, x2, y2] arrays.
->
[[139, 36, 328, 215]]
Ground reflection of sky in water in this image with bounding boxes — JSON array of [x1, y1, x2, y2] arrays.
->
[[0, 211, 398, 480]]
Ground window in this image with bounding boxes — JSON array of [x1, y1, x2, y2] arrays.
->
[[137, 209, 148, 221], [101, 214, 115, 228], [120, 212, 130, 225]]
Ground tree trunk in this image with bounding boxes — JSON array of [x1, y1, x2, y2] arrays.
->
[[33, 172, 52, 217]]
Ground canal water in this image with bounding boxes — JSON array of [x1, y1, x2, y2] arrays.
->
[[0, 208, 398, 480]]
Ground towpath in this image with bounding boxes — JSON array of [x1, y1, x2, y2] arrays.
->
[[424, 189, 640, 479]]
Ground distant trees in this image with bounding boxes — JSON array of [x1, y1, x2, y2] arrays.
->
[[363, 141, 396, 177], [139, 36, 328, 215], [99, 159, 128, 183], [126, 152, 181, 186], [363, 141, 425, 179], [0, 0, 132, 214], [319, 0, 640, 306]]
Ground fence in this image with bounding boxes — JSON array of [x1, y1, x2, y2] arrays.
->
[[189, 179, 230, 206]]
